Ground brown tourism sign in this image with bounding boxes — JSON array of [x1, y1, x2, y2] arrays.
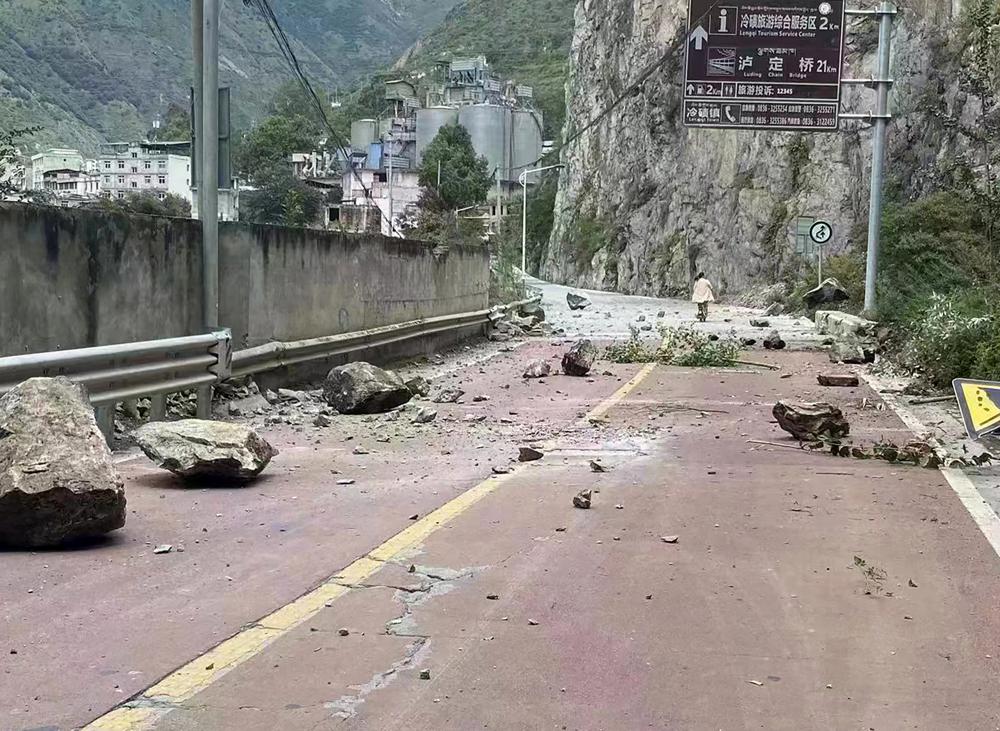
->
[[683, 0, 846, 130]]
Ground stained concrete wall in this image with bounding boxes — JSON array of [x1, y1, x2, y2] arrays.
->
[[0, 204, 491, 358], [219, 223, 490, 349], [0, 203, 203, 356]]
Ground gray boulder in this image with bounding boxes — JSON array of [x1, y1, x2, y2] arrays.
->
[[562, 339, 598, 376], [523, 359, 552, 379], [803, 278, 849, 309], [763, 330, 786, 350], [135, 419, 277, 481], [566, 291, 592, 310], [829, 338, 874, 364], [324, 362, 412, 414], [750, 318, 770, 328], [0, 378, 125, 547], [405, 376, 431, 398], [773, 401, 850, 441], [518, 302, 546, 322], [432, 388, 465, 404]]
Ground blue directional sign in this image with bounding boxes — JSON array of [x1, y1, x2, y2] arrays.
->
[[683, 0, 846, 131]]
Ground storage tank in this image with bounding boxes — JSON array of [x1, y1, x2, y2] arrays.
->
[[511, 110, 543, 181], [351, 119, 377, 151], [368, 142, 383, 170], [416, 107, 459, 165], [458, 104, 511, 181], [377, 118, 393, 139]]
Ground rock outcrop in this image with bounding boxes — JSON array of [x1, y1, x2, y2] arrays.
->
[[135, 420, 277, 482], [545, 0, 972, 297], [323, 362, 412, 414], [0, 378, 125, 547]]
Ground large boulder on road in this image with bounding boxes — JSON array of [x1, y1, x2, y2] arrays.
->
[[135, 419, 276, 481], [562, 340, 598, 376], [518, 302, 546, 322], [803, 278, 849, 310], [0, 378, 125, 547], [773, 401, 850, 441], [323, 362, 412, 414], [566, 291, 592, 310]]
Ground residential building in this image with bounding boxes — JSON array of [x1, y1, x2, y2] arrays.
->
[[337, 163, 421, 235], [41, 168, 102, 200], [98, 141, 192, 204], [29, 149, 88, 191]]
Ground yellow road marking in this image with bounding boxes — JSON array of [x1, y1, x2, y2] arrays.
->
[[83, 359, 659, 731]]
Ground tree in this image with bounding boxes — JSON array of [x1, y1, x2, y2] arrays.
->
[[240, 169, 325, 227], [89, 192, 192, 218], [0, 126, 39, 199], [417, 124, 491, 210], [233, 115, 321, 186], [153, 103, 191, 141]]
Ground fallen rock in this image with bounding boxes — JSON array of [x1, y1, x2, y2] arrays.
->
[[153, 544, 173, 555], [772, 401, 850, 441], [518, 447, 544, 462], [135, 420, 277, 481], [573, 489, 592, 509], [829, 338, 874, 364], [518, 302, 546, 322], [763, 330, 786, 350], [566, 291, 592, 310], [523, 360, 552, 379], [404, 376, 431, 398], [412, 407, 438, 424], [323, 362, 412, 414], [740, 337, 757, 347], [763, 302, 784, 317], [803, 278, 849, 309], [276, 388, 308, 403], [313, 413, 333, 427], [589, 460, 607, 473], [660, 535, 679, 544], [432, 388, 465, 404], [640, 324, 654, 331], [0, 378, 126, 547], [818, 374, 860, 387], [562, 339, 597, 377], [657, 311, 666, 318], [750, 318, 771, 328]]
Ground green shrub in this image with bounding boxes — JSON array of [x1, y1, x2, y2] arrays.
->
[[604, 326, 740, 367], [900, 293, 992, 388]]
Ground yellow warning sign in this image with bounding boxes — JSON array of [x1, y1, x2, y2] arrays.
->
[[953, 379, 1000, 440]]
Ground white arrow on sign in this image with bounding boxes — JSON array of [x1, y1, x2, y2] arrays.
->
[[690, 25, 709, 50]]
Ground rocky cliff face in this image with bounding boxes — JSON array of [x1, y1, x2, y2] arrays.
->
[[544, 0, 972, 297]]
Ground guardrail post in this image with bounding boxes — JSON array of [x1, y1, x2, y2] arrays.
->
[[148, 394, 167, 422], [94, 405, 115, 445], [196, 385, 213, 420]]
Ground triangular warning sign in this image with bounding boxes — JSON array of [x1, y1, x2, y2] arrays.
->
[[953, 379, 1000, 439]]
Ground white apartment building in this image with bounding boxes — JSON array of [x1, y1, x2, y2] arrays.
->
[[339, 166, 421, 236], [41, 168, 101, 198], [29, 149, 88, 190], [98, 142, 192, 204]]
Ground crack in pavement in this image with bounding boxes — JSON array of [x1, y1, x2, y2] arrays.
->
[[320, 564, 481, 721]]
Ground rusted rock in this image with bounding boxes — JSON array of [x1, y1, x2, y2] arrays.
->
[[773, 401, 850, 441], [817, 374, 860, 387], [0, 378, 126, 547], [562, 339, 597, 377]]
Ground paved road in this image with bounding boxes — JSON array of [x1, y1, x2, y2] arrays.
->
[[3, 287, 999, 731]]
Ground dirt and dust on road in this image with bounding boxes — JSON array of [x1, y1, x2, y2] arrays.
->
[[4, 281, 1000, 731]]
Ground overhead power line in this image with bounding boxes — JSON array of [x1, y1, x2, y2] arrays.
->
[[241, 0, 403, 236]]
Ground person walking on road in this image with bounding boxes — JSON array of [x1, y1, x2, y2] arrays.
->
[[692, 272, 715, 322]]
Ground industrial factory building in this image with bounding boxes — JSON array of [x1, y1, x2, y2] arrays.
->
[[338, 57, 544, 237]]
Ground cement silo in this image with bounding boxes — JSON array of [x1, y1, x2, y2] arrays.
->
[[350, 119, 377, 151], [512, 110, 543, 180], [416, 107, 459, 165], [459, 104, 511, 181]]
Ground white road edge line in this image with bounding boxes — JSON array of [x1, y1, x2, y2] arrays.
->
[[863, 373, 1000, 560]]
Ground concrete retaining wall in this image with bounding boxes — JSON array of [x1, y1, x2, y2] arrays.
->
[[0, 204, 490, 359]]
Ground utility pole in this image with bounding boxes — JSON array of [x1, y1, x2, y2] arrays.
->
[[386, 131, 394, 237], [202, 0, 220, 329], [841, 2, 896, 315]]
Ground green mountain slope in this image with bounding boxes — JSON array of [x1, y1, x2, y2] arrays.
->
[[0, 0, 462, 153]]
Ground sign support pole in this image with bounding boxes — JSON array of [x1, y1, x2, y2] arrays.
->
[[860, 1, 896, 315]]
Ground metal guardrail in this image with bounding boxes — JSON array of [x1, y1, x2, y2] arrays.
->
[[231, 296, 540, 378], [0, 331, 232, 406]]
